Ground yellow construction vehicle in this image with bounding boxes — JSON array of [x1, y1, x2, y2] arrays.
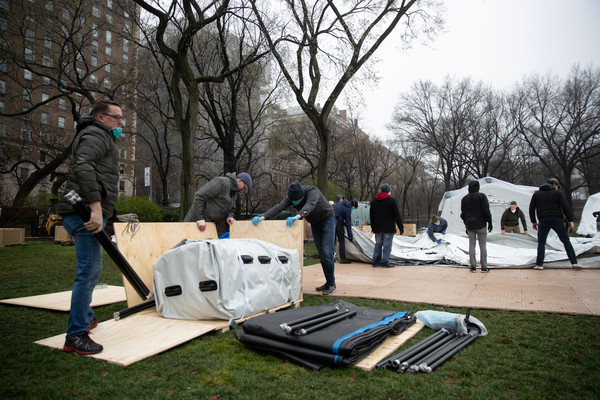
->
[[38, 198, 62, 236]]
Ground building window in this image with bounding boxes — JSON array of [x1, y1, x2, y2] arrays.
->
[[24, 69, 32, 80], [106, 30, 112, 44], [123, 39, 129, 52], [0, 18, 7, 30], [119, 164, 124, 174], [92, 5, 99, 17], [124, 21, 131, 33], [90, 73, 96, 84], [58, 116, 65, 128], [41, 112, 49, 124], [42, 76, 51, 85], [62, 8, 70, 19], [106, 14, 112, 24], [41, 131, 48, 142], [91, 56, 97, 67], [124, 10, 129, 19], [92, 40, 98, 53], [0, 0, 7, 10], [44, 37, 52, 49], [119, 180, 125, 191], [23, 88, 32, 101], [40, 151, 47, 163], [20, 167, 29, 180], [119, 148, 125, 159], [0, 58, 5, 72], [43, 54, 52, 67], [0, 80, 4, 94], [0, 101, 3, 113], [45, 1, 53, 11], [105, 46, 111, 57], [57, 135, 66, 147], [105, 63, 111, 73], [107, 0, 113, 9], [103, 78, 110, 89], [21, 149, 30, 160], [26, 29, 35, 41], [123, 53, 128, 64], [25, 48, 33, 61], [41, 93, 49, 103], [21, 127, 31, 141], [92, 23, 98, 38], [58, 98, 66, 110]]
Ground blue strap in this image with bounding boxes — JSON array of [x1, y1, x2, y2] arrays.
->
[[331, 311, 407, 363]]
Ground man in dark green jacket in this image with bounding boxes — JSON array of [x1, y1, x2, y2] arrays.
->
[[57, 99, 122, 355]]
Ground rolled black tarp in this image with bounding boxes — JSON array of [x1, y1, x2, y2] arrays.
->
[[235, 300, 415, 368]]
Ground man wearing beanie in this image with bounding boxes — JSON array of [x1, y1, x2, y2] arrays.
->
[[253, 182, 337, 294], [369, 183, 404, 268], [184, 172, 251, 234]]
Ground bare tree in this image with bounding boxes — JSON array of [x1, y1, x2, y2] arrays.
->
[[249, 0, 443, 198], [511, 65, 600, 206]]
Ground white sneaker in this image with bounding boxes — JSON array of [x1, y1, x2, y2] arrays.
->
[[533, 265, 544, 270]]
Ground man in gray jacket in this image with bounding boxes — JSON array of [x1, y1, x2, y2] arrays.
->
[[57, 99, 122, 355], [184, 172, 252, 233]]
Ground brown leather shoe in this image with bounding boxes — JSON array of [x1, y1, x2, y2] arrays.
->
[[571, 265, 582, 270]]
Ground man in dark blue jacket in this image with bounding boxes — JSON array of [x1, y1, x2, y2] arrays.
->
[[253, 182, 337, 294], [460, 180, 492, 273], [369, 184, 403, 268], [529, 178, 581, 270], [334, 195, 354, 263]]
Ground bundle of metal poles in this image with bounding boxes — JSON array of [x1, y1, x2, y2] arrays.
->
[[279, 305, 357, 336], [376, 328, 479, 373]]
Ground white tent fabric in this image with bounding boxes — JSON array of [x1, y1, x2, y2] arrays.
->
[[576, 193, 600, 237], [437, 177, 537, 235], [346, 227, 600, 268]]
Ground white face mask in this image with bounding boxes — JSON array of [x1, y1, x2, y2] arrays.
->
[[511, 209, 516, 213]]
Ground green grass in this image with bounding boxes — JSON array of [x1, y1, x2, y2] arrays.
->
[[1, 241, 599, 399]]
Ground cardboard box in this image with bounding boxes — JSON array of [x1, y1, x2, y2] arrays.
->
[[401, 224, 417, 237], [54, 225, 73, 243], [0, 228, 25, 247]]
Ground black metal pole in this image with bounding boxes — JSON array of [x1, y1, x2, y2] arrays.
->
[[280, 306, 340, 334], [113, 298, 156, 320], [384, 329, 450, 369], [398, 333, 458, 373], [294, 310, 357, 335], [422, 333, 479, 373], [64, 190, 150, 300], [284, 308, 350, 334], [410, 334, 470, 373]]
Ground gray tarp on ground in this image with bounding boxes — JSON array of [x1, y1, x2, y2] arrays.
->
[[153, 238, 301, 320], [345, 227, 600, 268]]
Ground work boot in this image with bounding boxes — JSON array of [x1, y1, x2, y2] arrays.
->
[[87, 316, 99, 332], [315, 283, 328, 291], [481, 268, 489, 273], [470, 267, 476, 273], [339, 259, 351, 264], [63, 332, 103, 355], [322, 285, 336, 295], [571, 264, 582, 270]]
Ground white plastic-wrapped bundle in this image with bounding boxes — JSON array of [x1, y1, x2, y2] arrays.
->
[[153, 238, 301, 321]]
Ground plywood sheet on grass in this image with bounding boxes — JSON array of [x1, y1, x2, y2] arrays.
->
[[36, 309, 229, 366], [113, 222, 218, 307], [303, 261, 600, 316], [0, 285, 126, 311], [354, 319, 425, 371]]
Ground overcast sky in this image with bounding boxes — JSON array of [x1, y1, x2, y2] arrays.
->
[[356, 0, 600, 138]]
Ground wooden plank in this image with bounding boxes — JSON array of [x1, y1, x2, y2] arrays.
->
[[353, 319, 425, 371], [35, 309, 229, 366], [0, 285, 126, 311], [113, 222, 218, 307]]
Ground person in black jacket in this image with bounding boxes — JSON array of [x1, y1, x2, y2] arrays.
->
[[334, 195, 354, 263], [56, 99, 122, 355], [500, 201, 528, 235], [529, 178, 581, 270], [369, 184, 403, 268], [253, 182, 337, 294], [460, 180, 493, 273]]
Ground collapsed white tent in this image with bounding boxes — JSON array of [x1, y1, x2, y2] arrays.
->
[[576, 192, 600, 237], [344, 177, 600, 268]]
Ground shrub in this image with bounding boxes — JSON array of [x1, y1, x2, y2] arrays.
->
[[159, 205, 180, 222], [115, 195, 163, 222]]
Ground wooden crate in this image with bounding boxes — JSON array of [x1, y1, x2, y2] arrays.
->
[[400, 223, 417, 237], [54, 225, 73, 243], [0, 228, 25, 247]]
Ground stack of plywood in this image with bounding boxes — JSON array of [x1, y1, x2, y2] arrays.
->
[[0, 228, 25, 247], [54, 225, 73, 244], [400, 224, 417, 237]]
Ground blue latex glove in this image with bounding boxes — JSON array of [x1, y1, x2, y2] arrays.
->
[[252, 216, 263, 226], [436, 239, 441, 244], [286, 216, 299, 227], [441, 231, 446, 234]]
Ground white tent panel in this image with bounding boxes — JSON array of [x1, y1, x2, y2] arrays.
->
[[576, 193, 600, 237]]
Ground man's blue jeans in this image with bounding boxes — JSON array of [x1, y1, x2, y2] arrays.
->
[[536, 216, 577, 266], [311, 216, 336, 286], [373, 233, 395, 266], [62, 213, 106, 337]]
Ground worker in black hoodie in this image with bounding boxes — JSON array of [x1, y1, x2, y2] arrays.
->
[[460, 180, 492, 273], [529, 178, 581, 270]]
